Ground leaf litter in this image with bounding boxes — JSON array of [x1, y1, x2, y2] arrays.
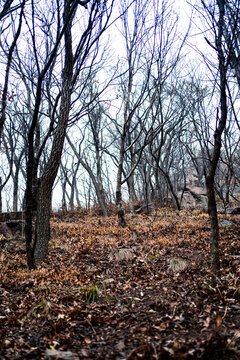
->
[[0, 208, 240, 359]]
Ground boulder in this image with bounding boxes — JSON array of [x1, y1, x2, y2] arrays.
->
[[226, 207, 240, 215], [220, 219, 235, 227], [218, 207, 240, 215]]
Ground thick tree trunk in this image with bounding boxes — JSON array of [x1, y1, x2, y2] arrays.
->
[[116, 190, 126, 227], [127, 175, 137, 212], [27, 0, 74, 267], [96, 178, 108, 217], [97, 188, 108, 218], [33, 182, 52, 266], [25, 161, 39, 269], [206, 178, 220, 275], [0, 177, 2, 214]]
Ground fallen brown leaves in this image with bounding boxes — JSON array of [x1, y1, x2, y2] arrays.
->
[[0, 208, 240, 359]]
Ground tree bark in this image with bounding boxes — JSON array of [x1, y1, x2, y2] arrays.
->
[[0, 177, 2, 213], [206, 176, 220, 276], [116, 190, 126, 227], [127, 173, 137, 212], [33, 181, 52, 265], [116, 133, 126, 227], [13, 167, 19, 212]]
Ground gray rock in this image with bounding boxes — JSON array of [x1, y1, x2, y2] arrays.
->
[[226, 207, 240, 215], [45, 349, 79, 360], [220, 219, 235, 226]]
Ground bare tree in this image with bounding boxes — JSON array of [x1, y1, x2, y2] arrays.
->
[[19, 0, 116, 268], [197, 0, 232, 277], [0, 0, 25, 141], [2, 114, 26, 212]]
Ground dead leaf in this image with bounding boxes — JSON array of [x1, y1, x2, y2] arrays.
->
[[84, 337, 91, 344], [202, 316, 211, 330], [80, 349, 90, 357], [115, 340, 125, 352], [216, 315, 222, 328]]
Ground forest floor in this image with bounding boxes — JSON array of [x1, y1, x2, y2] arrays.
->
[[0, 208, 240, 359]]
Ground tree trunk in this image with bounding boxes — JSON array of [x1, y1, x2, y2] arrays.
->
[[157, 167, 181, 211], [0, 177, 2, 213], [75, 181, 81, 207], [69, 187, 74, 211], [29, 0, 74, 267], [204, 0, 228, 278], [25, 159, 39, 269], [13, 174, 19, 212], [116, 135, 126, 227], [96, 177, 108, 217], [96, 139, 108, 217], [206, 177, 220, 275], [33, 182, 52, 266], [61, 178, 67, 212], [116, 190, 126, 227], [127, 175, 137, 212]]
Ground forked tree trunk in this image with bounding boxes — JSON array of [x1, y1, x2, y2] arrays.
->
[[26, 0, 74, 268]]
